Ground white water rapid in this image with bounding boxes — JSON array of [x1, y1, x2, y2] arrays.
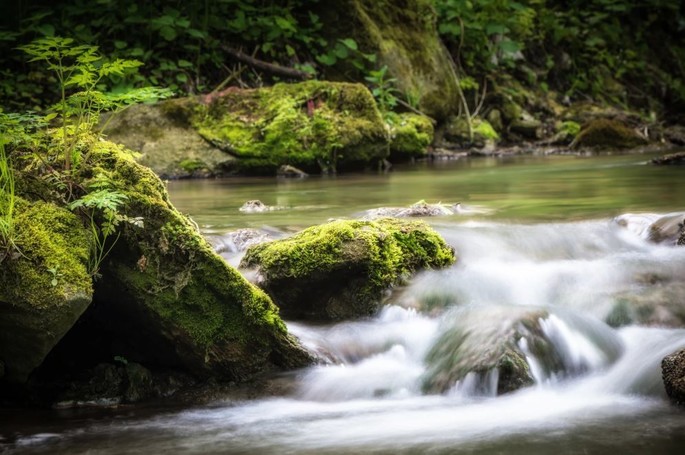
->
[[5, 214, 685, 454]]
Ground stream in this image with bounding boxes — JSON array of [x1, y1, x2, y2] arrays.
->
[[2, 152, 685, 454]]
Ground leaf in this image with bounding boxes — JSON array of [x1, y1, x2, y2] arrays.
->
[[159, 26, 177, 41], [339, 38, 358, 50], [316, 53, 337, 66], [177, 59, 193, 68], [486, 23, 508, 35]]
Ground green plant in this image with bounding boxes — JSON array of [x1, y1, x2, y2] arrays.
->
[[365, 65, 399, 114], [68, 173, 144, 278], [47, 265, 64, 287], [17, 36, 172, 173], [0, 138, 18, 263]]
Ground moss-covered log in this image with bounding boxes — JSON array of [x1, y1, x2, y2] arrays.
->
[[241, 218, 455, 321]]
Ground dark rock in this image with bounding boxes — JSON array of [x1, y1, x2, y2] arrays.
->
[[652, 152, 685, 165], [662, 349, 685, 406], [663, 125, 685, 146], [241, 218, 455, 321], [571, 118, 649, 150]]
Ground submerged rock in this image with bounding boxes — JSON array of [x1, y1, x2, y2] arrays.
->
[[0, 200, 93, 384], [612, 212, 685, 246], [606, 283, 685, 328], [210, 229, 272, 254], [240, 218, 455, 321], [361, 201, 493, 219], [662, 349, 685, 406], [239, 200, 285, 213], [195, 81, 389, 174], [422, 307, 622, 395]]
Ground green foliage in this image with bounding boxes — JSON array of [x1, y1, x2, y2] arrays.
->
[[17, 36, 172, 172], [365, 65, 399, 114], [68, 173, 143, 278], [434, 0, 685, 111], [434, 0, 536, 74], [1, 0, 372, 108], [0, 138, 18, 262]]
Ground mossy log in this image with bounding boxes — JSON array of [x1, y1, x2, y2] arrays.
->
[[240, 218, 455, 321]]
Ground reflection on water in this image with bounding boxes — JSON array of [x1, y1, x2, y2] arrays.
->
[[3, 153, 685, 455], [167, 153, 685, 232]]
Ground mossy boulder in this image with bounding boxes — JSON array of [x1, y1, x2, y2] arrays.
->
[[444, 116, 499, 147], [54, 136, 312, 382], [662, 349, 685, 406], [240, 218, 455, 321], [387, 112, 434, 160], [194, 81, 389, 174], [102, 98, 235, 179], [316, 0, 460, 122], [571, 118, 649, 150], [0, 199, 93, 384]]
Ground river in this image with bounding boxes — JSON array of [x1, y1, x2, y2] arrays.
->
[[2, 152, 685, 454]]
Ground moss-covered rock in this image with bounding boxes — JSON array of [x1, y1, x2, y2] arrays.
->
[[662, 349, 685, 406], [64, 137, 312, 382], [571, 118, 649, 150], [315, 0, 460, 122], [387, 112, 434, 160], [103, 98, 235, 179], [0, 199, 93, 384], [444, 116, 499, 147], [240, 218, 455, 321], [194, 81, 389, 174]]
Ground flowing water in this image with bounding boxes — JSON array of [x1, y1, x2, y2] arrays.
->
[[3, 153, 685, 454]]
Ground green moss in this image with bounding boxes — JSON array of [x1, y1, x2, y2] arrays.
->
[[178, 159, 208, 173], [444, 116, 499, 144], [473, 119, 499, 140], [0, 198, 93, 383], [387, 112, 434, 160], [241, 218, 455, 320], [193, 81, 389, 174], [0, 198, 92, 308], [560, 120, 581, 137]]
